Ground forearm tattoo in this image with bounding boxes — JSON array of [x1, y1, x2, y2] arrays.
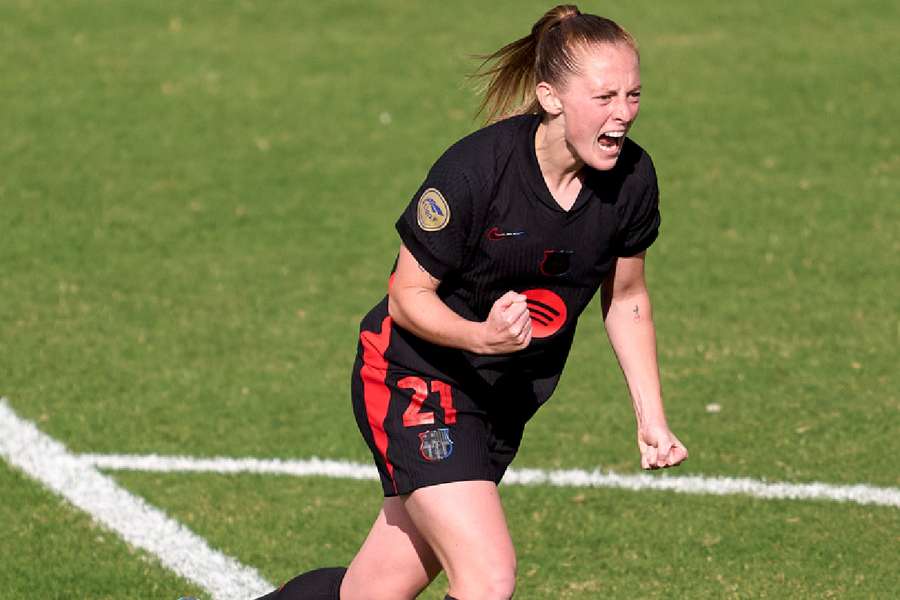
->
[[632, 304, 641, 322]]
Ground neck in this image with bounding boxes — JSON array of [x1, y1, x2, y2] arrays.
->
[[535, 118, 584, 209]]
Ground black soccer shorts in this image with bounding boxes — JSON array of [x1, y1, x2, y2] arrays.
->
[[350, 335, 527, 497]]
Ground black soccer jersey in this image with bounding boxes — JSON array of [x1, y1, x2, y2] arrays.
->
[[359, 113, 660, 410]]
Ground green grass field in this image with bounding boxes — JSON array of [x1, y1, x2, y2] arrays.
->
[[2, 1, 898, 598]]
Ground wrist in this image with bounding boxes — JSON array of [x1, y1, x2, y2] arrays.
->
[[464, 320, 490, 354], [637, 416, 668, 431], [635, 406, 667, 429]]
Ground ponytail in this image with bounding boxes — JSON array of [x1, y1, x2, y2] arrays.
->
[[472, 4, 637, 124]]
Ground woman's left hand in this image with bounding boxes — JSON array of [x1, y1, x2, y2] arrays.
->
[[637, 423, 688, 470]]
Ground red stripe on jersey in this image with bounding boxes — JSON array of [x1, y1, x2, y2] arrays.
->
[[359, 315, 397, 492]]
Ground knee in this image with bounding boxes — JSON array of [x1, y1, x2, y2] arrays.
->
[[455, 558, 516, 600], [483, 566, 517, 600]]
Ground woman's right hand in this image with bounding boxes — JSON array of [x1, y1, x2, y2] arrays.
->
[[477, 291, 533, 354]]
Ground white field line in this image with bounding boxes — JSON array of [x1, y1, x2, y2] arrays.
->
[[0, 400, 272, 600], [82, 452, 900, 509], [83, 453, 382, 481]]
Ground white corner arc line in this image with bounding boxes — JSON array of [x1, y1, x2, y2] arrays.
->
[[0, 399, 273, 600], [80, 453, 900, 509]]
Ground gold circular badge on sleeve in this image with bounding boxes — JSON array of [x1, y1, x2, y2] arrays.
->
[[416, 188, 451, 231]]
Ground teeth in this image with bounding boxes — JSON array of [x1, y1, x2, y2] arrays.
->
[[603, 131, 625, 138]]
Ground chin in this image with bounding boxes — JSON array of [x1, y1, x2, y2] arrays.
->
[[580, 142, 624, 171], [588, 154, 620, 171]]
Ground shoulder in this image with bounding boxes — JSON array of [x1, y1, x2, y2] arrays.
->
[[604, 139, 662, 254], [589, 137, 658, 211], [429, 114, 537, 186], [614, 137, 658, 187], [442, 113, 534, 160]]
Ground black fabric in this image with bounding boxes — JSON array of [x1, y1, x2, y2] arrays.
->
[[614, 160, 660, 256], [445, 596, 460, 600], [386, 113, 660, 396], [254, 567, 346, 600]]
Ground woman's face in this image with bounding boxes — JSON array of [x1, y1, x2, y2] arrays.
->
[[554, 43, 642, 171]]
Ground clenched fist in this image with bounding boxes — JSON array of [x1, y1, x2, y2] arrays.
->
[[638, 423, 688, 470], [476, 291, 533, 354]]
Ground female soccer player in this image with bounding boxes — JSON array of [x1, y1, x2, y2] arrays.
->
[[259, 5, 688, 599]]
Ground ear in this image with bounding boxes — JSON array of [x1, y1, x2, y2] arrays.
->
[[535, 81, 563, 115]]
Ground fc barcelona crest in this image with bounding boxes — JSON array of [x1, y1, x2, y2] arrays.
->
[[540, 249, 573, 276], [419, 428, 454, 462]]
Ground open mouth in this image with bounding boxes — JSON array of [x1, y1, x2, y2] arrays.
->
[[598, 130, 625, 152]]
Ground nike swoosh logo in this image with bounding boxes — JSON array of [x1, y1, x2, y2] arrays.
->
[[487, 227, 526, 241]]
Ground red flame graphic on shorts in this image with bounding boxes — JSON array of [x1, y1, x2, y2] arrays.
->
[[522, 289, 567, 338]]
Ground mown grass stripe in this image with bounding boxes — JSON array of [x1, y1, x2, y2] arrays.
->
[[0, 399, 272, 600], [81, 452, 900, 509]]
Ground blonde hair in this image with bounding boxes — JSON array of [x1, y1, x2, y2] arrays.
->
[[472, 4, 638, 123]]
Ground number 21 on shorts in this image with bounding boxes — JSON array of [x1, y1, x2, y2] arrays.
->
[[397, 377, 457, 427]]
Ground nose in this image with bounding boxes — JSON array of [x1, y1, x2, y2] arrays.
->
[[611, 96, 631, 124]]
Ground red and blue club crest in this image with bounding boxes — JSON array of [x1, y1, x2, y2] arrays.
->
[[419, 428, 454, 462], [539, 249, 573, 276]]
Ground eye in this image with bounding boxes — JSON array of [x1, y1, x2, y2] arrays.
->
[[594, 94, 613, 103]]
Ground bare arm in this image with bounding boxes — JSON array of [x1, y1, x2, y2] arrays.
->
[[601, 252, 688, 469], [387, 244, 533, 355]]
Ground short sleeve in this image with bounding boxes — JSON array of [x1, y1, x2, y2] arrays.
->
[[395, 156, 475, 280], [615, 160, 661, 257]]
